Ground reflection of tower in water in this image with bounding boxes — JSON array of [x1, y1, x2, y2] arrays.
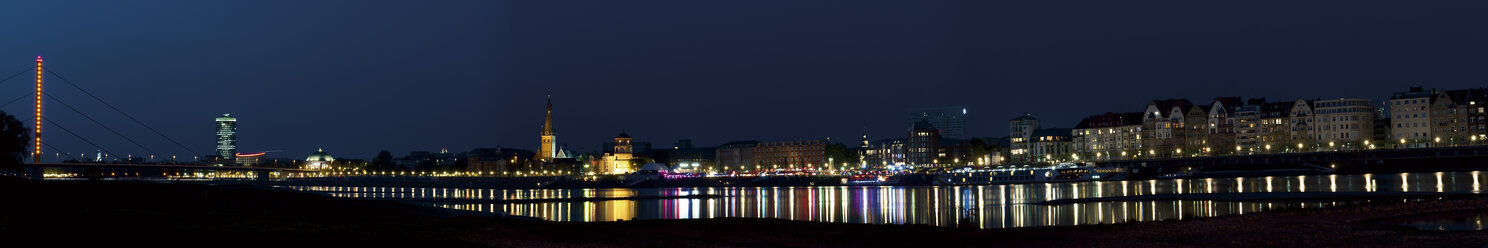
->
[[603, 200, 635, 221]]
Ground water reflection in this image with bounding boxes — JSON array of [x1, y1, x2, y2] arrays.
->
[[284, 171, 1488, 229]]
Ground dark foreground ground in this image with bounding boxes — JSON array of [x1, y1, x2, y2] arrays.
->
[[1, 177, 1485, 247]]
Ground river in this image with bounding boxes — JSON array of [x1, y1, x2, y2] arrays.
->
[[282, 171, 1485, 228]]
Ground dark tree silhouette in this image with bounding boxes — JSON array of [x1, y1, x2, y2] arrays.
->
[[824, 143, 859, 168], [0, 111, 28, 168], [413, 158, 437, 172], [369, 150, 400, 171], [451, 158, 468, 172]]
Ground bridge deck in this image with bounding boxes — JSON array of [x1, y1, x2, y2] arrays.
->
[[22, 163, 314, 172]]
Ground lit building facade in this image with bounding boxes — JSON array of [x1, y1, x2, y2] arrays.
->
[[1027, 128, 1072, 163], [1072, 112, 1143, 161], [715, 141, 759, 172], [863, 138, 905, 169], [1390, 87, 1434, 147], [599, 132, 634, 174], [215, 114, 238, 164], [1008, 113, 1039, 163], [1204, 97, 1242, 156], [1431, 88, 1488, 146], [751, 139, 826, 170], [907, 106, 967, 139], [1313, 98, 1376, 150], [907, 119, 940, 166], [1235, 99, 1294, 154], [1182, 105, 1209, 157], [1142, 99, 1193, 158], [1288, 99, 1316, 152]]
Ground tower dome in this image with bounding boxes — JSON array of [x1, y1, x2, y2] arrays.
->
[[305, 148, 335, 162]]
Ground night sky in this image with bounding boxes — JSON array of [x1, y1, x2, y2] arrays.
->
[[3, 1, 1488, 161]]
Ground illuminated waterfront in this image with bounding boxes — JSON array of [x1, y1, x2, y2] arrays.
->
[[279, 171, 1486, 228]]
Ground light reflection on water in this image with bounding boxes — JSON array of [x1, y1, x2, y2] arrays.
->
[[283, 171, 1486, 228]]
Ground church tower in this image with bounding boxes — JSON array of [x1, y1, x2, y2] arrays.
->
[[539, 94, 557, 161]]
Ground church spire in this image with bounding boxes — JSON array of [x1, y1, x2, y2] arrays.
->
[[542, 94, 554, 135], [539, 94, 557, 161]]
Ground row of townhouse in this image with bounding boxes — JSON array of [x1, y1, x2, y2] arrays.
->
[[1018, 86, 1488, 163], [1070, 97, 1378, 160], [1394, 87, 1488, 147]]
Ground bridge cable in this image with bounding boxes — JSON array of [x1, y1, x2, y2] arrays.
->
[[0, 68, 31, 86], [0, 93, 31, 109], [43, 118, 118, 159], [31, 119, 83, 161], [42, 68, 201, 157], [43, 93, 161, 158], [38, 141, 80, 161]]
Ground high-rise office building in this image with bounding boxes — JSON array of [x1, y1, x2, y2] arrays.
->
[[907, 106, 967, 139], [216, 114, 237, 162]]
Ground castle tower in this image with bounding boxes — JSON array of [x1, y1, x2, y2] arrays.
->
[[611, 132, 633, 174]]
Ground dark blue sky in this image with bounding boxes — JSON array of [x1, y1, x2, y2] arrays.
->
[[3, 1, 1487, 161]]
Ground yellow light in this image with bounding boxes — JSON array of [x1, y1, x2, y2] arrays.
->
[[33, 56, 42, 163]]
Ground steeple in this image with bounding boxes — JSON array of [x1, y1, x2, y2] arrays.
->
[[539, 94, 557, 161], [542, 94, 554, 136]]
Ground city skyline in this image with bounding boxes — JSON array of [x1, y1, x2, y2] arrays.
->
[[4, 1, 1488, 160], [8, 62, 1485, 162], [8, 2, 1488, 247]]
